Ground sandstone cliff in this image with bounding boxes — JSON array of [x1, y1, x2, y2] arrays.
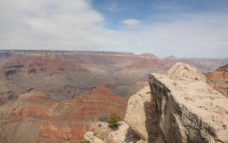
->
[[124, 86, 156, 142], [125, 63, 228, 143], [206, 64, 228, 97]]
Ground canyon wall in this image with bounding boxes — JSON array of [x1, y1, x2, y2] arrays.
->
[[0, 86, 128, 143], [0, 50, 227, 105], [206, 64, 228, 97], [125, 63, 228, 143]]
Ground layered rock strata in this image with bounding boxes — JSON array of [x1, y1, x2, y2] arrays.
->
[[0, 85, 128, 142], [206, 64, 228, 97]]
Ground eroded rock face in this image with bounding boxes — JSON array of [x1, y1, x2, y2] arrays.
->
[[125, 63, 228, 143], [149, 66, 228, 143], [84, 121, 139, 143], [124, 86, 153, 142], [0, 86, 128, 142], [206, 64, 228, 97]]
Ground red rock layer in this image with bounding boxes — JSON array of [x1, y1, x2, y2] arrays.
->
[[0, 85, 128, 142], [40, 122, 90, 141], [0, 55, 88, 78], [206, 64, 228, 97]]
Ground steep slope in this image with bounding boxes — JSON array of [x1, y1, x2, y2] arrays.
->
[[0, 86, 128, 143], [206, 64, 228, 97]]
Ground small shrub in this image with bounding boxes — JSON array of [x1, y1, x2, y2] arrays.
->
[[98, 124, 102, 127], [106, 113, 121, 130], [80, 139, 90, 143], [98, 114, 109, 122]]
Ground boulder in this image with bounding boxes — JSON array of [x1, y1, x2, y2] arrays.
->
[[124, 86, 152, 142]]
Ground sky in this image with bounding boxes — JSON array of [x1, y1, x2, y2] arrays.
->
[[0, 0, 228, 58]]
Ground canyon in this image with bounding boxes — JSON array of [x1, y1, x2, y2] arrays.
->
[[0, 50, 227, 143], [0, 50, 227, 105], [0, 86, 127, 142]]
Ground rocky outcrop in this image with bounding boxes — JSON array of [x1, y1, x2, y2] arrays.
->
[[84, 121, 139, 143], [85, 132, 104, 143], [125, 63, 228, 143], [150, 65, 228, 143], [124, 86, 153, 142], [206, 64, 228, 97], [167, 62, 206, 82]]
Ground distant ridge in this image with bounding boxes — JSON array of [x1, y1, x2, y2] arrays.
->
[[0, 49, 135, 55]]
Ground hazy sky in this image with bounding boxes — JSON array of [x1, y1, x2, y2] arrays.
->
[[0, 0, 228, 58]]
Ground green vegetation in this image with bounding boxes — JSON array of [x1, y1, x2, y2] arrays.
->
[[106, 113, 121, 129], [98, 113, 109, 122], [80, 139, 90, 143]]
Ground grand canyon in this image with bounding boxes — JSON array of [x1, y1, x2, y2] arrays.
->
[[0, 50, 227, 143]]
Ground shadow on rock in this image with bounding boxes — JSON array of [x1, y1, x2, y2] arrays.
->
[[144, 101, 164, 143]]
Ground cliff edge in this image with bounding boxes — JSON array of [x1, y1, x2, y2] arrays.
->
[[125, 63, 228, 143]]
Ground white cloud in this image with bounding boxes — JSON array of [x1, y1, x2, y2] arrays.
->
[[121, 19, 140, 26], [121, 19, 140, 30], [0, 0, 127, 51], [140, 13, 228, 58], [0, 0, 227, 58]]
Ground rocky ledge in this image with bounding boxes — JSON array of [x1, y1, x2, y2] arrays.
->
[[125, 63, 228, 143]]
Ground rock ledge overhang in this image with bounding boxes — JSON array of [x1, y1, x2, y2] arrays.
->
[[149, 71, 228, 143]]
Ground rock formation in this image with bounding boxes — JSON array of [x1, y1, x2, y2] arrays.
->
[[84, 121, 139, 143], [0, 50, 227, 105], [167, 62, 206, 82], [206, 64, 228, 97], [0, 86, 128, 142], [124, 86, 153, 142], [125, 63, 228, 143], [0, 50, 227, 143]]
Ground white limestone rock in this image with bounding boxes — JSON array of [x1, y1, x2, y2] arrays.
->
[[124, 86, 152, 142]]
